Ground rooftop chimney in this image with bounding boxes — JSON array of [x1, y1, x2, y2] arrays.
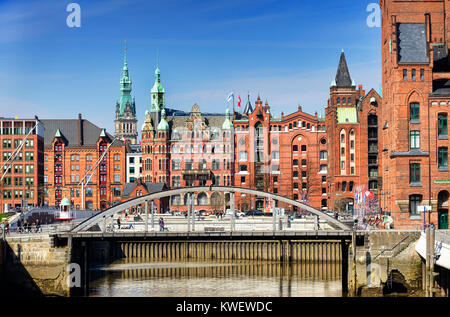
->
[[78, 113, 83, 146]]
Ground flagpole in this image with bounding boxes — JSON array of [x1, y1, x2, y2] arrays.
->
[[233, 94, 235, 114]]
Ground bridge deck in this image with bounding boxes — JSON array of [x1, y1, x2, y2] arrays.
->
[[56, 230, 361, 241]]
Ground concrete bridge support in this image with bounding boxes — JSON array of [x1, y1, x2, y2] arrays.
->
[[348, 230, 423, 296], [0, 235, 71, 296]]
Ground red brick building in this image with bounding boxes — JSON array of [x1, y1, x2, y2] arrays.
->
[[380, 0, 449, 229], [120, 179, 169, 213], [42, 114, 128, 210], [141, 69, 234, 214], [139, 59, 384, 216], [325, 51, 382, 215], [233, 96, 328, 212], [1, 117, 45, 212]]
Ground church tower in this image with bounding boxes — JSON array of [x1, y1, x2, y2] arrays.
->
[[149, 66, 165, 129], [114, 43, 138, 144]]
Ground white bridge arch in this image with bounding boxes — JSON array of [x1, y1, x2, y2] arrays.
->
[[70, 186, 350, 232]]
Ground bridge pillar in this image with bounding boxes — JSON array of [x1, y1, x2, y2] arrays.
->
[[151, 200, 155, 230], [272, 203, 276, 231], [187, 193, 191, 232], [145, 201, 148, 233], [230, 192, 235, 231], [191, 192, 195, 232]]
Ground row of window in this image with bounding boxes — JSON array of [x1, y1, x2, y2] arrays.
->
[[2, 164, 34, 174], [1, 122, 36, 136], [169, 130, 231, 141], [403, 68, 425, 82], [336, 97, 353, 105], [2, 139, 35, 149], [2, 177, 34, 186], [2, 151, 35, 161], [2, 190, 34, 199]]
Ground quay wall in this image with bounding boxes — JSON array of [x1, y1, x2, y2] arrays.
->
[[0, 235, 70, 296], [349, 230, 424, 296]]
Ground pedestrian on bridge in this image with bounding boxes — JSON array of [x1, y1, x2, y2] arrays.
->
[[159, 217, 165, 231], [117, 217, 121, 229]]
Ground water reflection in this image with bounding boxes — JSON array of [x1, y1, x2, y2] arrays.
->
[[89, 259, 343, 297]]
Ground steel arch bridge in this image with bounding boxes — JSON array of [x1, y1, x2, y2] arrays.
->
[[70, 186, 350, 232]]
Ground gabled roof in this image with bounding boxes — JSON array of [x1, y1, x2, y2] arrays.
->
[[42, 118, 124, 148], [122, 182, 166, 197], [335, 51, 353, 87]]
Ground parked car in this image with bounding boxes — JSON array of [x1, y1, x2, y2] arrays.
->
[[225, 209, 245, 217], [245, 210, 264, 216]]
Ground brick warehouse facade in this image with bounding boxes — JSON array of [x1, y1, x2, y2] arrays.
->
[[380, 0, 450, 229], [140, 56, 384, 215], [141, 67, 235, 214], [326, 52, 382, 215], [42, 114, 128, 210], [1, 117, 45, 212]]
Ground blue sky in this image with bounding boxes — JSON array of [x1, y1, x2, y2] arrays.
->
[[0, 0, 381, 135]]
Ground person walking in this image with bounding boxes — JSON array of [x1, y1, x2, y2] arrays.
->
[[159, 217, 165, 231], [5, 219, 10, 235], [117, 217, 121, 229], [17, 218, 22, 233]]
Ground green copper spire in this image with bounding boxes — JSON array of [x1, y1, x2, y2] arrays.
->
[[157, 108, 169, 130], [222, 108, 233, 130], [150, 65, 165, 113], [119, 42, 135, 116]]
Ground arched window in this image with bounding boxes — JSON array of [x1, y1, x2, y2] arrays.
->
[[197, 192, 208, 206], [210, 192, 222, 206], [171, 195, 181, 206]]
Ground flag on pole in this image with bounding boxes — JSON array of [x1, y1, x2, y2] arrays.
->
[[238, 95, 241, 107], [227, 92, 234, 103]]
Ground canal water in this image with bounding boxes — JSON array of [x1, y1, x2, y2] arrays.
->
[[89, 258, 343, 297]]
